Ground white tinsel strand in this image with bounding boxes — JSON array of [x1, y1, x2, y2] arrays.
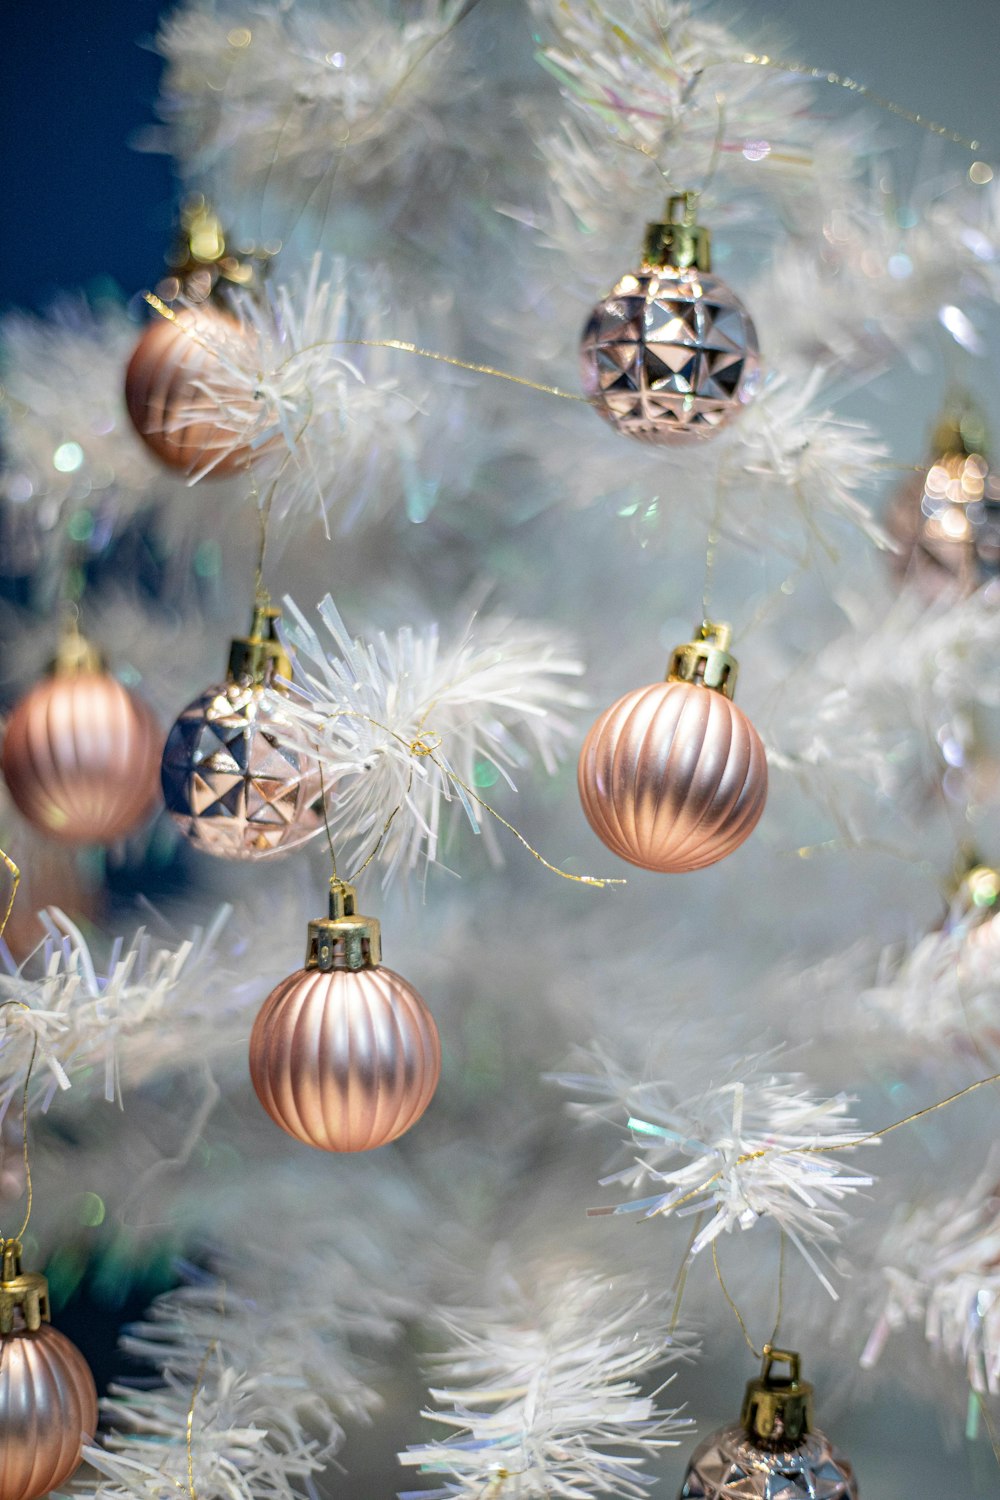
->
[[160, 256, 440, 533], [266, 593, 585, 885], [149, 0, 475, 218], [0, 903, 282, 1115], [399, 1269, 695, 1500], [557, 1054, 874, 1297], [80, 1214, 427, 1500], [862, 1156, 1000, 1396]]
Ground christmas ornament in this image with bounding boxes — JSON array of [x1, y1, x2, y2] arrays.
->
[[161, 600, 323, 860], [249, 878, 440, 1152], [1, 623, 162, 845], [124, 197, 269, 479], [0, 1238, 98, 1500], [580, 192, 760, 444], [886, 397, 1000, 599], [677, 1346, 857, 1499], [578, 622, 767, 873]]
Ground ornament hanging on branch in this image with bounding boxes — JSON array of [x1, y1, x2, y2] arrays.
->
[[580, 193, 760, 445], [0, 1237, 98, 1500], [677, 1346, 858, 1500], [1, 619, 162, 845], [161, 599, 324, 860], [885, 395, 1000, 600], [578, 621, 767, 872], [250, 878, 440, 1152], [124, 196, 273, 480]]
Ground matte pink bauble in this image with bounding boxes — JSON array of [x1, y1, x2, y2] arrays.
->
[[124, 305, 259, 479], [578, 625, 767, 873], [2, 668, 162, 845]]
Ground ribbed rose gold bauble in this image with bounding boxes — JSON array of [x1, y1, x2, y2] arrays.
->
[[578, 622, 767, 874], [2, 644, 162, 844], [124, 306, 258, 479], [250, 881, 440, 1152], [0, 1241, 98, 1500]]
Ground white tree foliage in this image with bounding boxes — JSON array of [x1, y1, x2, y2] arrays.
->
[[267, 593, 585, 884], [863, 1157, 1000, 1396], [399, 1270, 695, 1500], [558, 1054, 874, 1297]]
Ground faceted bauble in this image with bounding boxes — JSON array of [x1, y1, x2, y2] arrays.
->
[[0, 1324, 98, 1500], [161, 680, 322, 860], [249, 965, 441, 1151], [124, 306, 260, 478], [578, 681, 767, 873], [1, 671, 162, 844], [678, 1422, 858, 1499], [885, 449, 1000, 600], [580, 267, 760, 443]]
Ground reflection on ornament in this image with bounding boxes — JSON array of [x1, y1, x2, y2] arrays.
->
[[161, 601, 323, 861], [886, 399, 1000, 599], [0, 1239, 98, 1500], [250, 879, 440, 1152], [581, 193, 760, 444], [1, 625, 161, 846], [677, 1347, 857, 1499], [578, 622, 767, 873]]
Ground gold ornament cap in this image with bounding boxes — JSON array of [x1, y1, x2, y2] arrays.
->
[[306, 879, 383, 972], [741, 1346, 814, 1447], [643, 192, 712, 273], [49, 616, 105, 677], [667, 620, 738, 700], [0, 1239, 51, 1335], [228, 600, 292, 689], [156, 194, 273, 304]]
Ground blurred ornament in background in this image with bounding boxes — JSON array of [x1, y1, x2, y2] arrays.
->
[[885, 395, 1000, 599], [161, 598, 323, 860], [124, 196, 273, 480], [580, 192, 760, 444], [0, 1238, 98, 1500], [578, 621, 767, 873], [677, 1346, 858, 1499], [250, 878, 440, 1152], [1, 619, 162, 845]]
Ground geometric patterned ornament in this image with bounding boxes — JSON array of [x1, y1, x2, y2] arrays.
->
[[580, 267, 761, 444], [160, 679, 322, 860], [678, 1423, 858, 1500]]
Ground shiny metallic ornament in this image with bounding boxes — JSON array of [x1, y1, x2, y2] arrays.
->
[[162, 601, 322, 861], [578, 622, 767, 873], [124, 304, 258, 479], [678, 1347, 857, 1499], [0, 1240, 98, 1500], [1, 625, 162, 845], [250, 880, 440, 1152], [886, 399, 1000, 599], [581, 193, 760, 444]]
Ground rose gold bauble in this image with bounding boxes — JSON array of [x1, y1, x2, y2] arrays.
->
[[124, 306, 259, 479], [0, 1323, 98, 1500], [250, 964, 441, 1152], [2, 670, 162, 844], [578, 634, 767, 873]]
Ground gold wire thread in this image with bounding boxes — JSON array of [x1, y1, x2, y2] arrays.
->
[[186, 1339, 218, 1500], [143, 294, 586, 407], [670, 1210, 705, 1332], [731, 54, 982, 152], [974, 1391, 1000, 1468], [710, 1228, 785, 1359], [317, 708, 625, 890], [712, 1238, 759, 1358], [0, 847, 20, 946], [0, 1001, 39, 1245]]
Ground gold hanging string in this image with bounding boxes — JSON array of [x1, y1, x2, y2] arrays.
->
[[712, 1238, 759, 1358], [0, 1000, 39, 1245], [974, 1392, 1000, 1468], [669, 1210, 705, 1332], [0, 848, 20, 946], [317, 763, 339, 882], [725, 55, 982, 153], [711, 1226, 786, 1359], [314, 708, 625, 889], [186, 1338, 219, 1500]]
